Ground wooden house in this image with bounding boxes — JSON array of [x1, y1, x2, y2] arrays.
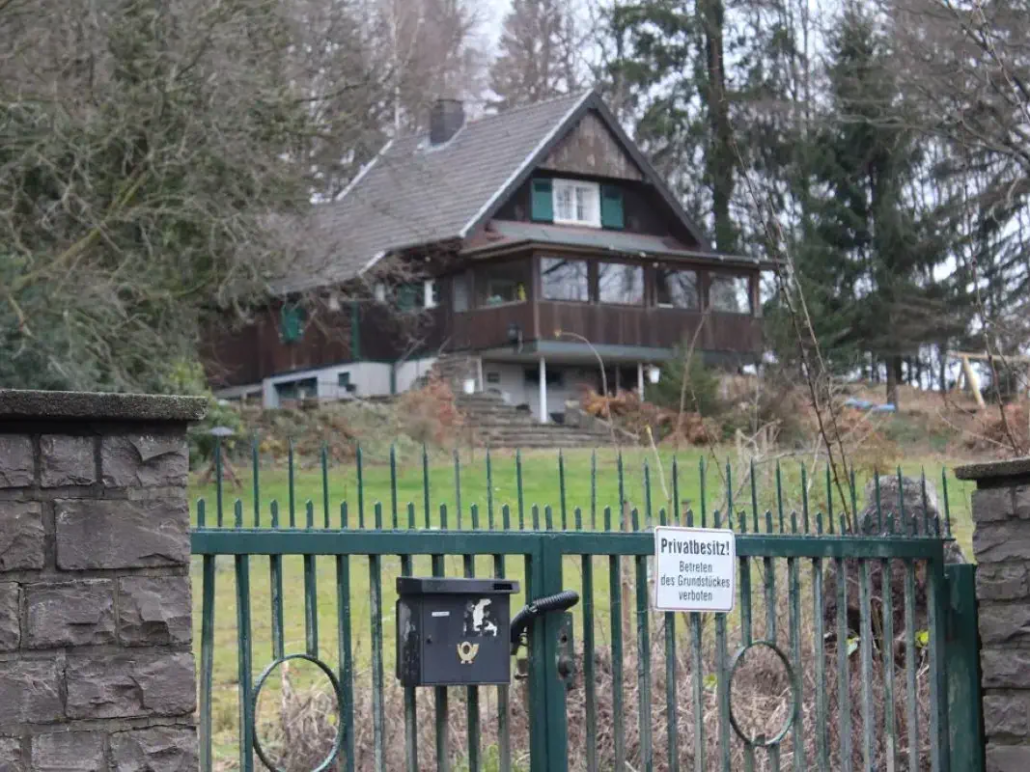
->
[[204, 90, 768, 420]]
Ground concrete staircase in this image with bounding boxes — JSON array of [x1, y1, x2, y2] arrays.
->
[[456, 392, 609, 449], [429, 354, 479, 391]]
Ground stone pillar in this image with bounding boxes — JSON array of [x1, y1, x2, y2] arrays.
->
[[956, 458, 1030, 772], [0, 389, 205, 770]]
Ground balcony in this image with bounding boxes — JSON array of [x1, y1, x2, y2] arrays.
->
[[536, 301, 761, 353]]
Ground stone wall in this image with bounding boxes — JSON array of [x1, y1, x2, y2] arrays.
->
[[957, 458, 1030, 772], [0, 390, 205, 770]]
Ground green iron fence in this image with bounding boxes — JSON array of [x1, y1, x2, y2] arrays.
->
[[191, 444, 982, 772]]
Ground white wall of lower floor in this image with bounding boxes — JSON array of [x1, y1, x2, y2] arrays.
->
[[262, 362, 391, 407], [216, 355, 645, 420], [217, 357, 441, 408], [480, 361, 600, 422], [395, 356, 438, 393]]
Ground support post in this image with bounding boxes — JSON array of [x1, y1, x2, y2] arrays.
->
[[945, 563, 984, 772], [962, 356, 986, 408], [637, 362, 645, 400], [539, 357, 547, 424]]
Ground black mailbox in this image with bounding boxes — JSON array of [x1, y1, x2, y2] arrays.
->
[[396, 577, 519, 687]]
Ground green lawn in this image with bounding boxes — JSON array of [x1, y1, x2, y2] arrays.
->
[[190, 446, 976, 766], [193, 445, 974, 532]]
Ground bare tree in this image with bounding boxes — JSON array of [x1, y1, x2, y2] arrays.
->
[[888, 0, 1030, 177], [885, 0, 1030, 448], [285, 0, 393, 199], [489, 0, 584, 110], [370, 0, 486, 132]]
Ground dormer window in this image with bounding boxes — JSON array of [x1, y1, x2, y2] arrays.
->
[[553, 179, 600, 227]]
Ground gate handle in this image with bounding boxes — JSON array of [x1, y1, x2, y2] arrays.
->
[[510, 591, 579, 655]]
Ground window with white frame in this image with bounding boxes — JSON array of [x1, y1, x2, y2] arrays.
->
[[553, 179, 601, 227], [424, 279, 438, 309]]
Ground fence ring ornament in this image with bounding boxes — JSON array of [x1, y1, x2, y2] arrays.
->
[[251, 653, 345, 772], [726, 640, 798, 748]]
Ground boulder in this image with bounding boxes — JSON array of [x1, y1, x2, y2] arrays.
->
[[821, 475, 966, 651]]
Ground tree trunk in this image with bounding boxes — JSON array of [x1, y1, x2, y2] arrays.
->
[[699, 0, 735, 253], [886, 355, 903, 408]]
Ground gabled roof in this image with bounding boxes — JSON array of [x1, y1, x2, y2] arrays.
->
[[284, 90, 712, 292]]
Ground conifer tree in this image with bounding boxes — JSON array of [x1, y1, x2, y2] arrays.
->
[[789, 7, 956, 405], [489, 0, 581, 110]]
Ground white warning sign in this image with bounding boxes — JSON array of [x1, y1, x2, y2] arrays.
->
[[653, 526, 736, 613]]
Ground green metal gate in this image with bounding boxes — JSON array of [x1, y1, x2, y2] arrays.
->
[[192, 446, 983, 771]]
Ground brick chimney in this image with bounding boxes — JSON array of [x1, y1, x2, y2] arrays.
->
[[429, 98, 465, 145]]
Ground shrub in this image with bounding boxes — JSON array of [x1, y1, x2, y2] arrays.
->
[[395, 372, 463, 446], [650, 347, 722, 418], [188, 397, 245, 465], [149, 359, 244, 464], [580, 387, 720, 446]]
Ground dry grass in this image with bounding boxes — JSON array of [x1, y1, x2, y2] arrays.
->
[[242, 559, 936, 771]]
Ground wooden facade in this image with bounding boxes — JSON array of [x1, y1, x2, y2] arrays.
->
[[205, 245, 762, 388], [536, 303, 760, 353], [436, 302, 760, 355], [540, 112, 644, 181], [203, 302, 430, 388]]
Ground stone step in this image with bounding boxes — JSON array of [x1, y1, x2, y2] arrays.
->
[[471, 424, 605, 436], [471, 431, 607, 446], [473, 427, 603, 437], [455, 390, 609, 448], [475, 424, 609, 436], [464, 418, 541, 428], [475, 439, 603, 449], [458, 408, 525, 417]]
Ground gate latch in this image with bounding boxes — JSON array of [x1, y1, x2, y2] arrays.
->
[[556, 612, 576, 691], [510, 591, 579, 685], [510, 591, 580, 656]]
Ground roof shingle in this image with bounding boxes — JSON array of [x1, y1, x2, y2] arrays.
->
[[286, 91, 592, 291]]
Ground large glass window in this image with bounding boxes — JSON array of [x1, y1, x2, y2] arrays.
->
[[656, 268, 699, 309], [598, 262, 644, 305], [541, 257, 589, 301], [481, 261, 528, 306], [709, 274, 752, 314]]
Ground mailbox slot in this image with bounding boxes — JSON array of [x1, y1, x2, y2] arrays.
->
[[396, 577, 519, 687]]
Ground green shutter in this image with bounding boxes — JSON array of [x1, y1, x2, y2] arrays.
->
[[601, 185, 624, 230], [279, 304, 305, 343], [397, 284, 417, 311], [350, 301, 361, 359], [531, 178, 553, 222]]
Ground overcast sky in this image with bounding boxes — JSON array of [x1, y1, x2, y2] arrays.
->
[[480, 0, 513, 53]]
